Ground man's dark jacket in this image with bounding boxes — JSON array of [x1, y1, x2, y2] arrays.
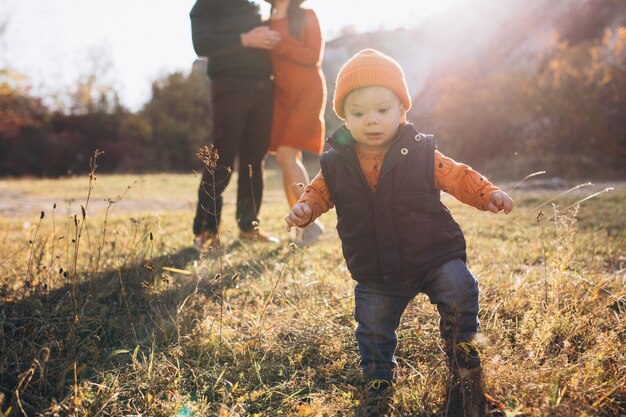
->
[[190, 0, 272, 79], [320, 123, 467, 286]]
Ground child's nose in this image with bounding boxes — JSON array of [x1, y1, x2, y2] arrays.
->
[[366, 112, 379, 123]]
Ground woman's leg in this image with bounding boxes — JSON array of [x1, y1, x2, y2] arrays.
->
[[275, 146, 309, 207], [275, 145, 324, 245]]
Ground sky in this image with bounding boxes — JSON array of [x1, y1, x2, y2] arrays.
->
[[0, 0, 459, 110]]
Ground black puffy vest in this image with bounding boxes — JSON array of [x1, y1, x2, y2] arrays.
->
[[320, 124, 467, 286]]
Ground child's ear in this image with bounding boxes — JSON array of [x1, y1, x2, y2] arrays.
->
[[399, 106, 407, 124]]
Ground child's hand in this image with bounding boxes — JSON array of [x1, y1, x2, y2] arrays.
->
[[486, 190, 514, 214], [285, 203, 313, 231]]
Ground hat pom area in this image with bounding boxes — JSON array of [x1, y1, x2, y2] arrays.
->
[[332, 49, 411, 120]]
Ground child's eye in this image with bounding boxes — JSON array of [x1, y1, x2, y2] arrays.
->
[[378, 108, 389, 114], [351, 112, 364, 118]]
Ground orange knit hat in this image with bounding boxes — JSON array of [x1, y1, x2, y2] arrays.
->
[[332, 49, 411, 120]]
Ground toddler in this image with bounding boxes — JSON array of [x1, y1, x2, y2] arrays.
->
[[285, 49, 513, 417]]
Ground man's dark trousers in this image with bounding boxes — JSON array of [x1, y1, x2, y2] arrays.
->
[[193, 77, 274, 235]]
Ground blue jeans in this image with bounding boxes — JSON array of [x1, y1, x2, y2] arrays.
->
[[353, 258, 479, 381]]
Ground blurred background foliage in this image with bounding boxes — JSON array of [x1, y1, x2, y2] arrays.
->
[[0, 0, 624, 179]]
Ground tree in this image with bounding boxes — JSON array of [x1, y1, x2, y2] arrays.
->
[[528, 27, 626, 176], [141, 69, 211, 171], [66, 45, 121, 115], [0, 69, 46, 136], [0, 69, 50, 176]]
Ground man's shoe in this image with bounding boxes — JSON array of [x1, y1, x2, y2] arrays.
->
[[296, 220, 324, 247], [193, 230, 218, 252], [356, 379, 394, 417], [239, 229, 280, 244]]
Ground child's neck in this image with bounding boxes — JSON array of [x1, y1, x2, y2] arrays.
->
[[356, 142, 390, 155]]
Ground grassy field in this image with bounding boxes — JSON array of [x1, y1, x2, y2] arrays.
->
[[0, 169, 624, 416]]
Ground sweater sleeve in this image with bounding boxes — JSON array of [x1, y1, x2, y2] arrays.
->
[[434, 150, 500, 210], [297, 170, 334, 223], [271, 10, 323, 66], [190, 0, 245, 56]]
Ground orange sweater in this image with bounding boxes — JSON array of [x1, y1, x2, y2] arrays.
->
[[300, 143, 500, 221]]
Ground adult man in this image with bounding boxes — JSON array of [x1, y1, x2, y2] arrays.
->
[[190, 0, 281, 250]]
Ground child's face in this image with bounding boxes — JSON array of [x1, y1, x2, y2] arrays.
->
[[343, 86, 406, 153]]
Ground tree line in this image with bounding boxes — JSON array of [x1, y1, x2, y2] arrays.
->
[[0, 70, 211, 176], [411, 26, 626, 179], [1, 25, 625, 179]]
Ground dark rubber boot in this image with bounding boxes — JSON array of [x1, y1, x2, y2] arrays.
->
[[356, 378, 394, 417], [442, 341, 486, 417]]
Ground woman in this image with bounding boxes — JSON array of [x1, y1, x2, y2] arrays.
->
[[267, 0, 326, 246]]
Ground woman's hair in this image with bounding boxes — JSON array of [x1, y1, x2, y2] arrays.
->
[[273, 1, 306, 39]]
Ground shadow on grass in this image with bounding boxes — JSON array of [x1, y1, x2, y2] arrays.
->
[[0, 241, 286, 415]]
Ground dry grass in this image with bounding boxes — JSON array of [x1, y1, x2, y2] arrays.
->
[[0, 166, 624, 416]]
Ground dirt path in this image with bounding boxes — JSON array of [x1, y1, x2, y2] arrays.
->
[[0, 190, 195, 218]]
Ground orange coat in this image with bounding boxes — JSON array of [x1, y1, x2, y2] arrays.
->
[[269, 9, 326, 154]]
